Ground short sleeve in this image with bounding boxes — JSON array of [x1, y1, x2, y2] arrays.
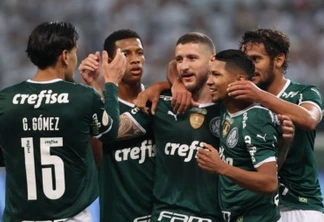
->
[[298, 85, 323, 111], [242, 109, 281, 168], [124, 107, 153, 134]]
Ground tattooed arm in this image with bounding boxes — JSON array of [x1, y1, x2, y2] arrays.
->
[[117, 113, 146, 140]]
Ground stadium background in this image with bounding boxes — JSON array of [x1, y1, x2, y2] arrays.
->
[[0, 0, 324, 220]]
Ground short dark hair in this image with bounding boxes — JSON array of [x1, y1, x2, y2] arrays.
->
[[240, 29, 290, 73], [215, 49, 255, 80], [103, 29, 143, 58], [26, 21, 78, 69], [176, 32, 216, 54]]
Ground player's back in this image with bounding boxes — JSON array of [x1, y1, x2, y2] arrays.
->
[[0, 79, 100, 221]]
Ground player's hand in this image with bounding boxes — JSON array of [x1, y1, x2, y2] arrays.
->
[[134, 87, 160, 115], [168, 60, 198, 114], [101, 49, 126, 85], [227, 80, 263, 103], [277, 114, 294, 169], [171, 80, 199, 114], [278, 114, 295, 144], [79, 51, 101, 86], [197, 143, 224, 174]]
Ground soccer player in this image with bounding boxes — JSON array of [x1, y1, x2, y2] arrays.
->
[[227, 29, 324, 221], [0, 21, 125, 221], [79, 29, 155, 222], [197, 49, 283, 222], [119, 32, 222, 221]]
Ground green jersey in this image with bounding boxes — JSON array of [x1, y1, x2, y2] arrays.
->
[[277, 80, 324, 212], [0, 79, 119, 221], [99, 98, 155, 222], [128, 91, 222, 222], [0, 149, 3, 167], [219, 104, 281, 222]]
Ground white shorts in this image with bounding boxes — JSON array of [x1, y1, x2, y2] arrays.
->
[[280, 208, 324, 222], [65, 208, 92, 222]]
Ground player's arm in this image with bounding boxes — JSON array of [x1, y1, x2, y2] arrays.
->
[[134, 82, 170, 115], [89, 50, 125, 142], [117, 112, 146, 140], [134, 60, 195, 115], [89, 137, 102, 168], [167, 60, 197, 114], [277, 114, 294, 170], [79, 52, 105, 167], [255, 90, 320, 131], [197, 143, 277, 195], [227, 81, 322, 131]]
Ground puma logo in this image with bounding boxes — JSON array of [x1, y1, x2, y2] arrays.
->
[[167, 110, 178, 121], [256, 134, 267, 142]]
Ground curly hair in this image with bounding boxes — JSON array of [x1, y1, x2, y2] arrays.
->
[[239, 29, 290, 74]]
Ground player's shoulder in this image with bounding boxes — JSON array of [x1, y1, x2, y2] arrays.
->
[[287, 80, 320, 92], [68, 82, 101, 98], [245, 103, 268, 113], [245, 104, 280, 126], [0, 81, 26, 94]]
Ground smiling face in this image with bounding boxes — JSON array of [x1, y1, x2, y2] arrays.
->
[[206, 59, 236, 103], [242, 42, 275, 90], [115, 38, 144, 84], [175, 42, 211, 94]]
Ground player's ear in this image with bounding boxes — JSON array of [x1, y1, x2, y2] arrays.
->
[[274, 53, 285, 69], [61, 49, 69, 66], [237, 74, 247, 81]]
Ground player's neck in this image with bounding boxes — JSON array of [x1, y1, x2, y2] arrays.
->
[[192, 85, 213, 104], [266, 73, 287, 96], [223, 98, 252, 114], [118, 81, 142, 103], [33, 68, 65, 82]]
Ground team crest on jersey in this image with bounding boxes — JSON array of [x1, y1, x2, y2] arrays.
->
[[209, 117, 220, 137], [227, 127, 238, 148], [189, 113, 205, 129]]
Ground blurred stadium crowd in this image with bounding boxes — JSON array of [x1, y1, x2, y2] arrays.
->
[[0, 0, 324, 96]]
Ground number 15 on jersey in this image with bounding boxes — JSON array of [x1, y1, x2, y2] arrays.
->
[[21, 137, 65, 200]]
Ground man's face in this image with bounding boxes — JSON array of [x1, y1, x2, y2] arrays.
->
[[115, 38, 144, 84], [242, 42, 275, 90], [207, 59, 236, 103], [65, 46, 78, 82], [175, 43, 211, 94]]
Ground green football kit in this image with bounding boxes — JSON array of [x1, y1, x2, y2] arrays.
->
[[0, 79, 120, 221], [277, 80, 324, 212], [219, 104, 282, 222], [127, 91, 222, 222], [99, 97, 155, 222]]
